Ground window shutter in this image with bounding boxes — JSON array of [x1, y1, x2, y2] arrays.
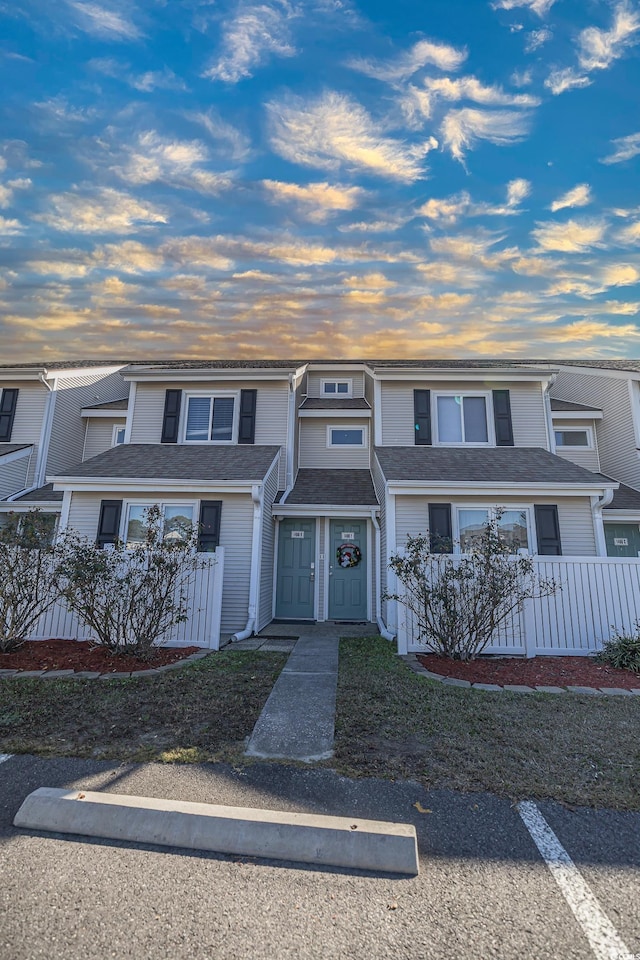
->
[[534, 505, 562, 555], [0, 388, 19, 442], [414, 389, 431, 446], [492, 390, 514, 446], [238, 389, 257, 444], [198, 500, 222, 552], [96, 500, 122, 548], [161, 389, 182, 443], [428, 503, 453, 553]]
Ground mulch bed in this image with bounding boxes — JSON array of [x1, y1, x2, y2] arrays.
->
[[416, 653, 640, 690], [0, 639, 203, 673]]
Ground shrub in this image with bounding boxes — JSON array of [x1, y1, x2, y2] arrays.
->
[[385, 515, 558, 661], [0, 510, 62, 653], [596, 625, 640, 673], [57, 505, 203, 659]]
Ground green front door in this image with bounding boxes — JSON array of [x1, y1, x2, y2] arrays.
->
[[275, 518, 316, 619], [605, 522, 640, 558], [329, 519, 367, 621]]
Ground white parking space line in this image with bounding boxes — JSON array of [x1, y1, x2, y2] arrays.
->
[[518, 801, 633, 960], [0, 755, 12, 764]]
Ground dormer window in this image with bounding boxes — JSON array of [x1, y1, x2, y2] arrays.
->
[[435, 393, 492, 445], [322, 379, 352, 397], [184, 393, 237, 443]]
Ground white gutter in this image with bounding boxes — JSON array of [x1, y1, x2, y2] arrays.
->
[[231, 483, 263, 642], [370, 509, 395, 642], [543, 375, 557, 454], [591, 487, 615, 557]]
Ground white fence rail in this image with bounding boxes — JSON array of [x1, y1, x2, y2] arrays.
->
[[30, 548, 225, 650], [396, 556, 640, 657]]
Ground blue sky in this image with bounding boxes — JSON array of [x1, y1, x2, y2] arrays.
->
[[1, 0, 639, 361]]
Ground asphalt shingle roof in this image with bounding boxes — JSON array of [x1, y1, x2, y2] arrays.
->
[[299, 398, 371, 410], [14, 483, 64, 502], [605, 482, 640, 511], [374, 447, 612, 485], [82, 398, 129, 411], [550, 398, 602, 413], [53, 444, 281, 482], [284, 469, 378, 505], [0, 443, 32, 457]]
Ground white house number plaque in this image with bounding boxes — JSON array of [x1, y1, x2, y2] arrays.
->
[[291, 531, 305, 539], [341, 532, 355, 539], [614, 537, 629, 546]]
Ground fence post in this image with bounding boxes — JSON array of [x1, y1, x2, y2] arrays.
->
[[522, 595, 537, 658], [208, 547, 224, 650]]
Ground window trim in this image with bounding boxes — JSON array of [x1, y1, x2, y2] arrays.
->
[[112, 424, 126, 446], [433, 391, 495, 447], [182, 391, 239, 444], [553, 426, 594, 450], [321, 379, 353, 398], [453, 504, 533, 556], [121, 500, 197, 547], [326, 424, 367, 448]]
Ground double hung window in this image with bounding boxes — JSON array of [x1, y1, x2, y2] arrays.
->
[[435, 394, 490, 444], [184, 394, 236, 443], [457, 507, 530, 553], [124, 503, 195, 548]]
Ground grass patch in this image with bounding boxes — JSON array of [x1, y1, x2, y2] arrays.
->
[[0, 651, 286, 763], [333, 636, 640, 810]]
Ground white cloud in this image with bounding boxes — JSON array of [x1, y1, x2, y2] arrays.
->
[[94, 240, 165, 273], [129, 68, 187, 92], [66, 1, 142, 40], [600, 263, 640, 286], [418, 179, 530, 223], [600, 131, 640, 163], [544, 67, 591, 94], [421, 75, 539, 108], [616, 221, 640, 244], [532, 218, 607, 252], [578, 2, 640, 71], [267, 91, 436, 182], [186, 109, 252, 162], [440, 108, 532, 160], [511, 68, 533, 86], [550, 183, 592, 212], [0, 177, 31, 208], [348, 38, 467, 82], [202, 1, 298, 83], [113, 131, 233, 195], [492, 0, 557, 16], [0, 215, 22, 235], [261, 180, 365, 222], [37, 187, 167, 233], [525, 27, 552, 51]]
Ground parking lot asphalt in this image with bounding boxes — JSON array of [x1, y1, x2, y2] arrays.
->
[[0, 755, 638, 960]]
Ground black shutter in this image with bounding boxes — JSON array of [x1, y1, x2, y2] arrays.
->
[[493, 390, 514, 446], [534, 505, 562, 555], [428, 503, 453, 553], [198, 500, 222, 553], [161, 389, 182, 443], [414, 389, 431, 446], [238, 389, 257, 444], [96, 500, 122, 548], [0, 388, 19, 442]]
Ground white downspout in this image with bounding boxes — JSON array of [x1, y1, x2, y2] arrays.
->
[[231, 483, 263, 641], [371, 509, 395, 641], [543, 375, 557, 454], [591, 487, 615, 557], [35, 373, 56, 488]]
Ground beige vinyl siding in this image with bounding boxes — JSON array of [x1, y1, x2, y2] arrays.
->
[[552, 372, 640, 488], [2, 381, 49, 487], [371, 454, 387, 621], [46, 370, 127, 478], [306, 371, 365, 398], [394, 494, 597, 556], [553, 418, 600, 472], [66, 489, 255, 633], [83, 418, 126, 461], [130, 380, 289, 488], [258, 457, 279, 631], [299, 420, 369, 468], [380, 381, 549, 447], [0, 452, 31, 499]]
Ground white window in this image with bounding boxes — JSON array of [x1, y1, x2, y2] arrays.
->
[[554, 428, 592, 448], [456, 507, 530, 554], [435, 393, 491, 445], [327, 426, 366, 447], [112, 425, 126, 446], [321, 379, 352, 397], [124, 503, 195, 549], [184, 393, 237, 443]]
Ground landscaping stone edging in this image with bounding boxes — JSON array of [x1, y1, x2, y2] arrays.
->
[[0, 650, 213, 681], [401, 655, 640, 697]]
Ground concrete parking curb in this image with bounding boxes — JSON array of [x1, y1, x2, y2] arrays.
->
[[0, 650, 213, 681], [401, 655, 640, 696], [13, 787, 419, 876]]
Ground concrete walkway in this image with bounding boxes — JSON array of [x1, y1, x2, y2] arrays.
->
[[245, 635, 339, 762]]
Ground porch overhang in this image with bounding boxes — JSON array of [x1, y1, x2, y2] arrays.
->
[[272, 503, 379, 517]]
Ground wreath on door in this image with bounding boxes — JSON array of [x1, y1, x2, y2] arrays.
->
[[336, 542, 362, 568]]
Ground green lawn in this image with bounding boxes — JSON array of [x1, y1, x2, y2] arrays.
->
[[0, 651, 287, 763], [333, 636, 640, 810]]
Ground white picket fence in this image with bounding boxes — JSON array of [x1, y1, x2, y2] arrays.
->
[[30, 548, 225, 650], [395, 556, 640, 657]]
